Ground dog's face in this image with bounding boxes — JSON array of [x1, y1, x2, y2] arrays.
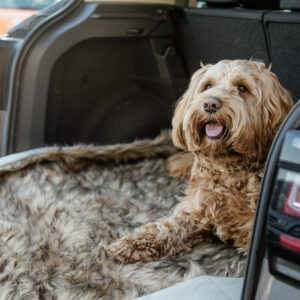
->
[[172, 60, 293, 160]]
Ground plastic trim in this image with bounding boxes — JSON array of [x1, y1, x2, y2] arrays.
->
[[0, 0, 82, 156], [241, 100, 300, 300]]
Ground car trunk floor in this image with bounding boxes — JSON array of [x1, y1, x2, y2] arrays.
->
[[0, 132, 246, 299]]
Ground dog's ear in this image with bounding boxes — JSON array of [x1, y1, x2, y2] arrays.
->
[[254, 68, 293, 158], [172, 98, 188, 150], [172, 65, 211, 150]]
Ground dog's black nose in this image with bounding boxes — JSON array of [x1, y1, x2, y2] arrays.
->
[[203, 97, 222, 113]]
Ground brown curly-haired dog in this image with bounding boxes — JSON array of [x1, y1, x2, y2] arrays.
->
[[107, 60, 293, 263]]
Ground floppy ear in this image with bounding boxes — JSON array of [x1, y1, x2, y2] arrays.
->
[[254, 69, 293, 159], [172, 64, 211, 150]]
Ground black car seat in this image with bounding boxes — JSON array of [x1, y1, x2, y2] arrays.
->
[[176, 0, 279, 75], [264, 0, 300, 102]]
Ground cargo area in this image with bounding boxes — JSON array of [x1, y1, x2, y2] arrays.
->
[[1, 0, 299, 154]]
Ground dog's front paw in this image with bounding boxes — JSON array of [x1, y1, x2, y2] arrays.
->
[[107, 235, 159, 264]]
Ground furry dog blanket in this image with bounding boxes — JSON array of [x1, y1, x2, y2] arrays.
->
[[0, 132, 246, 299]]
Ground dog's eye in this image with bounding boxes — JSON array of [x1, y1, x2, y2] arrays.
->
[[205, 84, 212, 90], [238, 85, 247, 93]]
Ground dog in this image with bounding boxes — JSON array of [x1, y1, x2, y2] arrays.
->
[[107, 60, 293, 264]]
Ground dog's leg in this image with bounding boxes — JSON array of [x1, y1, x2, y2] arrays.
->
[[233, 217, 254, 253], [107, 208, 210, 264], [216, 212, 254, 254], [167, 152, 194, 180]]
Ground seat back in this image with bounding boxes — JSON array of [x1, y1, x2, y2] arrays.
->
[[177, 0, 272, 75], [264, 0, 300, 101]]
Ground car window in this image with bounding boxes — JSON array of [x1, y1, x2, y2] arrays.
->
[[0, 0, 60, 10], [0, 0, 61, 35]]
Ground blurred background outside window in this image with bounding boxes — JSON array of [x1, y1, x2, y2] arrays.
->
[[0, 0, 60, 35]]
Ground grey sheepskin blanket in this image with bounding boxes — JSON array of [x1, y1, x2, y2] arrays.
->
[[0, 132, 246, 299]]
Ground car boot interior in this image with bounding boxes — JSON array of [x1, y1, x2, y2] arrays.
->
[[0, 0, 299, 154]]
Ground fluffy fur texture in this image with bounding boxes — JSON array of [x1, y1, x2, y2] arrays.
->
[[0, 133, 245, 299], [108, 60, 294, 264]]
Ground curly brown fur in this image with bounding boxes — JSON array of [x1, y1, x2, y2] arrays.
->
[[108, 60, 294, 264], [167, 152, 194, 180]]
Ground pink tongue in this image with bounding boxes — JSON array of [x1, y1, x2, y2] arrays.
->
[[205, 123, 224, 137]]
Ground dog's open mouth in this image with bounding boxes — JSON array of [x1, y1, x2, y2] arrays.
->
[[205, 122, 224, 139]]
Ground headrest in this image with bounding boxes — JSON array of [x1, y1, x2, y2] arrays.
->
[[280, 0, 300, 10], [238, 0, 280, 9]]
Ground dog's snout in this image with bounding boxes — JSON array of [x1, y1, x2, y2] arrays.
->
[[203, 97, 222, 113]]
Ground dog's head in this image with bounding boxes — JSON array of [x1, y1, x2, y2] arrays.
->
[[172, 60, 293, 160]]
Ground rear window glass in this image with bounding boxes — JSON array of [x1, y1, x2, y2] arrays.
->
[[0, 0, 59, 10]]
